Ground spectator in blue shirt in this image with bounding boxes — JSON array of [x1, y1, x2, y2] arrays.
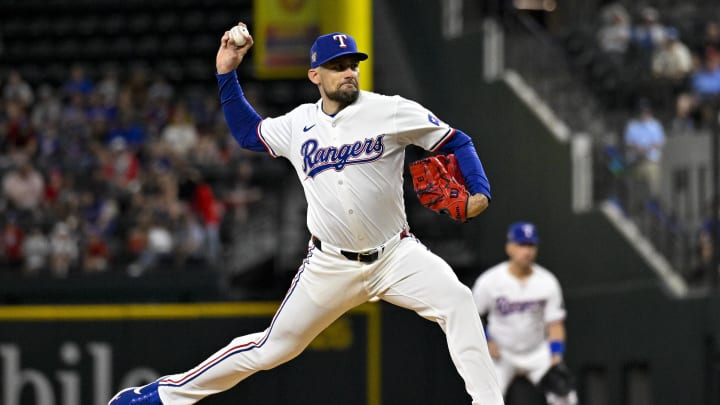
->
[[630, 6, 667, 51], [691, 54, 720, 100], [62, 65, 94, 98], [624, 99, 666, 202]]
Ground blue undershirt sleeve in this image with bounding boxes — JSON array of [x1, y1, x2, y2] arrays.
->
[[216, 71, 266, 152], [438, 129, 491, 200]]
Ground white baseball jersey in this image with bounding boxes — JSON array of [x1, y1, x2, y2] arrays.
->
[[136, 86, 505, 405], [472, 262, 566, 353], [257, 90, 454, 251]]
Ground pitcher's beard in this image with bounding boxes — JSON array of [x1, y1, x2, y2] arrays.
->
[[326, 85, 359, 107]]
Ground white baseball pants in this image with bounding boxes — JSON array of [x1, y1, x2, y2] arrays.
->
[[157, 235, 503, 405]]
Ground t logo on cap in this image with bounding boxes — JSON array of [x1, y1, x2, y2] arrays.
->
[[310, 32, 369, 68], [333, 34, 348, 48], [507, 222, 539, 245]]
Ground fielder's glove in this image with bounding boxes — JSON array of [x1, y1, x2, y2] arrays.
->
[[538, 362, 577, 397], [409, 154, 469, 222]]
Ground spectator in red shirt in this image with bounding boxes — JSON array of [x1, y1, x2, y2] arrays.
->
[[4, 101, 37, 159], [2, 216, 25, 271], [193, 180, 222, 264], [83, 230, 110, 273], [101, 137, 140, 193]]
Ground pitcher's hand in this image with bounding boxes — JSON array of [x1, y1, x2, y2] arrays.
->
[[216, 23, 254, 74]]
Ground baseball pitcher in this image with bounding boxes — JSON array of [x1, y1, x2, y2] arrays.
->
[[472, 222, 578, 405], [109, 25, 503, 405]]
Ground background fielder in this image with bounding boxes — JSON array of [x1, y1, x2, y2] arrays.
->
[[109, 25, 504, 405], [472, 222, 578, 405]]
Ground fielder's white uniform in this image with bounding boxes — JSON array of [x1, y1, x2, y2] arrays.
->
[[471, 261, 566, 393], [155, 91, 504, 404]]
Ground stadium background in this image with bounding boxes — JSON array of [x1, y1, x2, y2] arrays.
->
[[1, 0, 720, 404]]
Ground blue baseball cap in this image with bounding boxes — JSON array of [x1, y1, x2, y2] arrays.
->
[[310, 32, 368, 68], [507, 222, 539, 245]]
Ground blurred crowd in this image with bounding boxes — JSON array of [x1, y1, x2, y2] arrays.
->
[[595, 3, 720, 130], [592, 3, 720, 286], [0, 64, 267, 278], [551, 2, 720, 286]]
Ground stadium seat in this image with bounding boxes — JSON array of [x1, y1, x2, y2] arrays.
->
[[102, 14, 126, 36], [129, 13, 154, 35], [136, 35, 162, 58], [182, 11, 206, 33], [156, 13, 180, 34], [55, 39, 82, 62]]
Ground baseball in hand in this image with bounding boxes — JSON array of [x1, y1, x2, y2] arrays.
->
[[230, 25, 249, 46]]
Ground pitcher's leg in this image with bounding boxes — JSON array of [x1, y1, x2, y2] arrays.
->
[[159, 264, 364, 404], [379, 241, 504, 405]]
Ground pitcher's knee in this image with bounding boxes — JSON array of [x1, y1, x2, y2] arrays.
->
[[226, 333, 306, 371], [434, 284, 477, 318], [258, 346, 304, 370], [449, 283, 475, 307]]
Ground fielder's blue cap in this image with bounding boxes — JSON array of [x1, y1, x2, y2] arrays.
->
[[310, 32, 368, 68], [507, 222, 539, 245]]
